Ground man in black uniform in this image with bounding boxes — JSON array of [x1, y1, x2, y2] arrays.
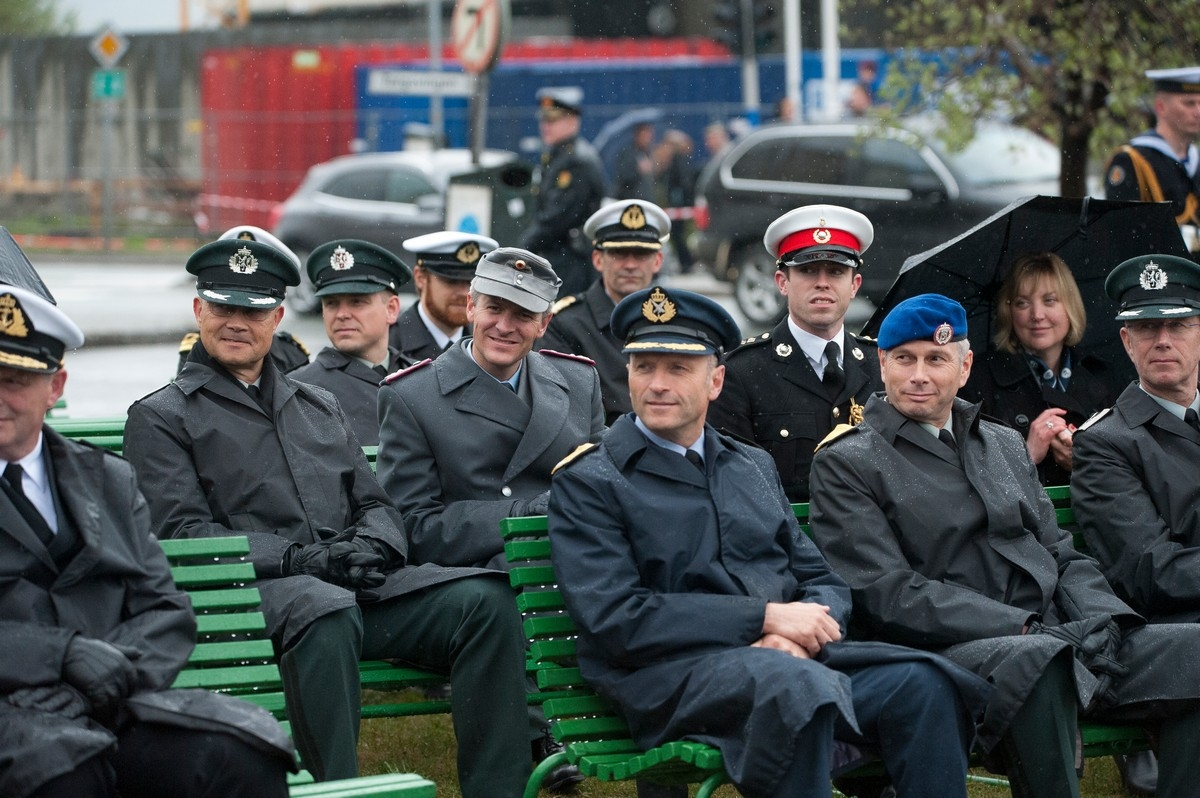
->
[[518, 86, 607, 296], [1105, 67, 1200, 253], [708, 205, 881, 501], [123, 237, 531, 797], [290, 239, 413, 446], [0, 284, 293, 798], [389, 231, 497, 363], [539, 198, 668, 424]]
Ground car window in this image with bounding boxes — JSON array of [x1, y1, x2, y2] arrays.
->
[[730, 135, 847, 185], [320, 169, 387, 201], [848, 138, 937, 189], [384, 168, 439, 204]]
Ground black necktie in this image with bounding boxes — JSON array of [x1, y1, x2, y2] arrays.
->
[[1186, 408, 1200, 434], [684, 449, 705, 473], [3, 463, 52, 543], [373, 364, 389, 378], [938, 428, 958, 453], [822, 340, 845, 397]]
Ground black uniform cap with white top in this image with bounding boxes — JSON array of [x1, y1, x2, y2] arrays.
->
[[0, 284, 84, 372], [1105, 253, 1200, 320], [402, 231, 498, 281], [306, 239, 412, 297], [584, 199, 671, 251], [536, 86, 584, 120], [470, 247, 562, 314], [763, 204, 874, 271]]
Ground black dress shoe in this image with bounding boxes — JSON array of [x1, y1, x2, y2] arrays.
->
[[1113, 751, 1157, 796], [532, 733, 585, 794]]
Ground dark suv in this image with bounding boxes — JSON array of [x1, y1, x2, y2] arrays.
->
[[693, 117, 1062, 324]]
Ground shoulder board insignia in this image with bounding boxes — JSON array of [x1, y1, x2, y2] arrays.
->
[[277, 330, 310, 356], [553, 442, 598, 474], [540, 349, 596, 366], [732, 333, 772, 352], [852, 333, 877, 345], [382, 358, 432, 384], [550, 295, 580, 315], [178, 331, 199, 354], [815, 423, 858, 452], [1076, 407, 1112, 432]]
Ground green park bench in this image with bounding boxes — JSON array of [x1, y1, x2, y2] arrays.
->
[[500, 488, 1152, 798]]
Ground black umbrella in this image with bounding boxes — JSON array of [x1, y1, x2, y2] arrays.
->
[[592, 107, 663, 178], [861, 195, 1189, 383], [0, 226, 54, 303]]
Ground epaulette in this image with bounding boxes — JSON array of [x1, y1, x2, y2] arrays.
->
[[1076, 407, 1112, 432], [277, 330, 310, 356], [540, 349, 596, 366], [550, 295, 580, 315], [178, 331, 199, 355], [851, 332, 878, 346], [552, 442, 599, 474], [382, 358, 432, 384], [730, 331, 773, 352], [815, 423, 858, 452]]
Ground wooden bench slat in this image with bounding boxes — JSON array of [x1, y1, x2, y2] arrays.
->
[[195, 611, 267, 636], [187, 587, 264, 611], [171, 562, 257, 588], [188, 639, 276, 665], [160, 536, 252, 558]]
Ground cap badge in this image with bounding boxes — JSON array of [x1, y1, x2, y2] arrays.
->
[[775, 343, 793, 357], [0, 294, 30, 338], [229, 246, 258, 275], [513, 259, 528, 271], [330, 246, 355, 271], [621, 204, 647, 230], [557, 170, 572, 189], [813, 227, 832, 245], [456, 242, 481, 264], [852, 347, 864, 361], [1139, 261, 1167, 290], [933, 322, 953, 345], [642, 287, 677, 324], [849, 398, 865, 426]]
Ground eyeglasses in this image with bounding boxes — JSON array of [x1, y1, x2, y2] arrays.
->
[[1124, 320, 1200, 340], [205, 303, 275, 322]]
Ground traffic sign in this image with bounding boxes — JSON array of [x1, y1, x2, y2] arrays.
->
[[451, 0, 510, 75], [91, 69, 126, 100], [89, 27, 128, 69]]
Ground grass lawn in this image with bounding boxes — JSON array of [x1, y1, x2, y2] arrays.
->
[[357, 689, 1130, 797]]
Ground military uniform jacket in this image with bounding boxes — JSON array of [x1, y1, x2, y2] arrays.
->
[[388, 303, 453, 366], [538, 281, 629, 424], [1105, 132, 1200, 223], [124, 349, 493, 648], [0, 428, 292, 796], [1072, 382, 1200, 622], [290, 345, 408, 446], [707, 320, 881, 501], [960, 347, 1121, 486], [810, 395, 1200, 750], [377, 340, 605, 570], [548, 416, 990, 794]]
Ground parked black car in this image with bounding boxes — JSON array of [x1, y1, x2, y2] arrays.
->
[[692, 116, 1062, 325]]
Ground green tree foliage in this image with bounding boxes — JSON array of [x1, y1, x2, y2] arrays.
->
[[0, 0, 75, 36], [852, 0, 1200, 197]]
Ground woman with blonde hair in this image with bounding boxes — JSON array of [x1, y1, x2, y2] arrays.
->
[[961, 251, 1121, 485]]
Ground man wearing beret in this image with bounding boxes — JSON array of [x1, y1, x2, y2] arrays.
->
[[1105, 67, 1200, 251], [390, 231, 498, 364], [123, 237, 532, 796], [549, 285, 988, 798], [0, 284, 294, 797], [378, 247, 603, 792], [709, 205, 882, 502], [540, 199, 668, 424], [518, 86, 608, 297], [290, 239, 414, 446], [808, 293, 1200, 798]]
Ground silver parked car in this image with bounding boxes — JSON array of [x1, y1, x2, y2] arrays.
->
[[269, 148, 516, 313]]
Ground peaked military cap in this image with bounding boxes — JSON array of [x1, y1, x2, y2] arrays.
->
[[471, 247, 562, 313], [584, 200, 671, 251], [306, 239, 412, 297], [1146, 67, 1200, 94], [611, 285, 741, 356], [0, 284, 84, 372], [1106, 253, 1200, 319], [187, 238, 300, 309], [877, 293, 968, 350], [764, 204, 874, 271], [536, 86, 584, 119], [403, 231, 498, 281]]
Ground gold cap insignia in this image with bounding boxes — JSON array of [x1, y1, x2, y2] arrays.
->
[[642, 287, 677, 323], [557, 170, 572, 189], [513, 259, 528, 271], [0, 294, 30, 339], [775, 343, 792, 357], [849, 398, 864, 426], [330, 245, 355, 271], [621, 204, 647, 230], [933, 322, 953, 345], [456, 242, 480, 264], [1139, 261, 1168, 290], [852, 347, 863, 361], [229, 246, 258, 274]]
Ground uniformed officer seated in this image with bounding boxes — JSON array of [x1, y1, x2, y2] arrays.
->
[[548, 285, 988, 798], [290, 239, 412, 446]]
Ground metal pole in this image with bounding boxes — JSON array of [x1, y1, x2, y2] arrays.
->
[[470, 72, 488, 166], [101, 100, 113, 250], [429, 0, 444, 145], [820, 0, 841, 121], [739, 0, 760, 125], [783, 0, 801, 121]]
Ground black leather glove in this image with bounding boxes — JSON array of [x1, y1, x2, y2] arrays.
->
[[513, 491, 550, 517], [285, 528, 387, 590], [6, 684, 89, 718], [1026, 614, 1112, 651], [1079, 619, 1129, 709], [61, 636, 142, 714]]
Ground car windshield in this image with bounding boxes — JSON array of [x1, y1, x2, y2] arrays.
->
[[910, 118, 1061, 187]]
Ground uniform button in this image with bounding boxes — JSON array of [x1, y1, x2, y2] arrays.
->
[[780, 429, 789, 438], [1015, 414, 1029, 427], [501, 486, 512, 497], [832, 407, 841, 418]]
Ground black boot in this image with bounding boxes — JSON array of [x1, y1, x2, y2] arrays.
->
[[533, 733, 585, 794]]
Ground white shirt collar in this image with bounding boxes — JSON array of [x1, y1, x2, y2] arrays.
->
[[417, 302, 462, 350], [634, 416, 705, 459], [787, 317, 844, 372], [1139, 383, 1200, 420]]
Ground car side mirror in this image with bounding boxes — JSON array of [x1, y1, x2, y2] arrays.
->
[[416, 193, 443, 212]]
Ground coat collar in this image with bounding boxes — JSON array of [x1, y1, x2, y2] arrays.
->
[[313, 346, 404, 382], [864, 394, 983, 467], [177, 341, 296, 416], [1114, 382, 1200, 443], [772, 320, 872, 403], [583, 281, 616, 330], [604, 415, 731, 488]]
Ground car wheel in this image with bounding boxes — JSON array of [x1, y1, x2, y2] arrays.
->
[[285, 249, 321, 315], [732, 246, 785, 328]]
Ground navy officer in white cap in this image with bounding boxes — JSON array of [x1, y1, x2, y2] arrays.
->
[[540, 198, 669, 424], [0, 284, 295, 797], [1105, 66, 1200, 249], [709, 204, 882, 501], [391, 230, 498, 363], [290, 239, 414, 446]]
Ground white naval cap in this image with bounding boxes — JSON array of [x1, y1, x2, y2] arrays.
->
[[763, 204, 874, 270], [0, 284, 84, 372], [583, 200, 671, 250], [403, 231, 499, 280]]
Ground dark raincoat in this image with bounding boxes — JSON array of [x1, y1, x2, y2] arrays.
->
[[290, 345, 409, 446]]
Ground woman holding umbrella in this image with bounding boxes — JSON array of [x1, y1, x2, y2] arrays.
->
[[961, 252, 1122, 486]]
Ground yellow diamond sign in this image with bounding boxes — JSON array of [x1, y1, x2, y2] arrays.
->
[[89, 27, 128, 69]]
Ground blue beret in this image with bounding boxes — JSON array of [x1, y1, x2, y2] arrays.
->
[[611, 285, 741, 356], [877, 293, 968, 349]]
